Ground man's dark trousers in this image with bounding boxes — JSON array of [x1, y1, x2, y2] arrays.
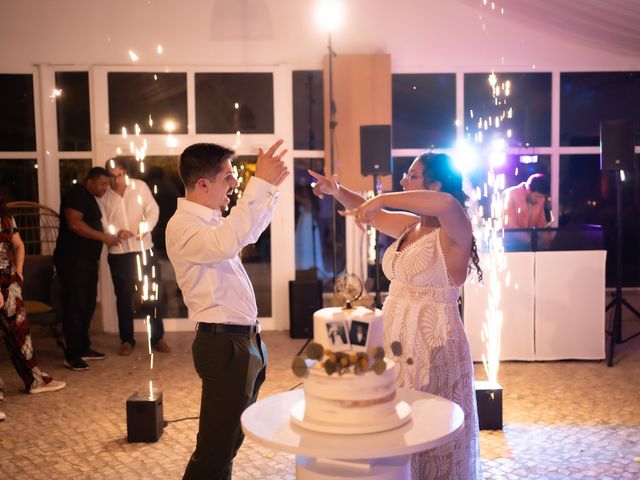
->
[[182, 329, 267, 480], [55, 255, 98, 360]]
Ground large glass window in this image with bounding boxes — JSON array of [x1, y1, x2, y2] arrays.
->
[[292, 71, 324, 150], [560, 71, 640, 147], [560, 154, 640, 287], [391, 156, 415, 192], [392, 74, 456, 149], [59, 158, 92, 199], [195, 73, 274, 134], [0, 159, 38, 202], [465, 72, 551, 147], [293, 158, 345, 292], [108, 72, 188, 135], [0, 74, 36, 151], [55, 72, 91, 151]]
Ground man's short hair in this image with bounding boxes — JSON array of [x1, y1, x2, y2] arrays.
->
[[179, 143, 235, 190], [104, 158, 126, 172], [86, 166, 109, 182], [527, 173, 550, 196]]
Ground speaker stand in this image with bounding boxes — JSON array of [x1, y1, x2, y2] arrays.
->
[[373, 174, 382, 309], [296, 337, 313, 357], [606, 171, 640, 367]]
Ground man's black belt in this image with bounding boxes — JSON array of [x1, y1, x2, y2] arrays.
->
[[196, 322, 259, 334]]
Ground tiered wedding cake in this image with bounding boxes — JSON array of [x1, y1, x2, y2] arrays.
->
[[290, 306, 411, 434]]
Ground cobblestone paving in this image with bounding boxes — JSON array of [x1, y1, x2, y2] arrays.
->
[[1, 314, 639, 479]]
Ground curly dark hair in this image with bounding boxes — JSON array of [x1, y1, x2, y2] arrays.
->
[[417, 152, 483, 282]]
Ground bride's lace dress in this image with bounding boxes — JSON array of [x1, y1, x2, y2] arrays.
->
[[382, 226, 481, 480]]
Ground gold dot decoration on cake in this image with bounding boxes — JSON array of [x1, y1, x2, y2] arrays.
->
[[291, 357, 308, 378]]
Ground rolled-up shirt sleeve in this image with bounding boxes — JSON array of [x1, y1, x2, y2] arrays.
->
[[168, 177, 279, 264]]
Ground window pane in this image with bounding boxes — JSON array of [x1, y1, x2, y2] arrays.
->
[[59, 158, 92, 199], [391, 156, 416, 192], [115, 155, 186, 318], [232, 155, 272, 315], [195, 73, 274, 134], [293, 158, 345, 292], [465, 72, 551, 147], [108, 72, 188, 134], [560, 154, 640, 287], [560, 71, 640, 146], [293, 71, 324, 150], [0, 74, 36, 151], [0, 159, 38, 202], [55, 72, 91, 151], [393, 74, 456, 149]]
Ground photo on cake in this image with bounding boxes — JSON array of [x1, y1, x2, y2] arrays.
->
[[348, 319, 370, 350], [325, 320, 350, 350]]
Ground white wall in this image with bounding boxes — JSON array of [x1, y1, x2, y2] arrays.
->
[[1, 0, 639, 72]]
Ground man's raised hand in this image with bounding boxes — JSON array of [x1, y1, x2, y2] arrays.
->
[[255, 139, 289, 186]]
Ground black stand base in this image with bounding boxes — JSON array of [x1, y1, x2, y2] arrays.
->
[[126, 391, 164, 442], [605, 294, 640, 367]]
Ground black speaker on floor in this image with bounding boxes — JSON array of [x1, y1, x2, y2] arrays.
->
[[289, 279, 322, 339], [600, 120, 635, 170], [360, 125, 392, 176], [126, 391, 164, 442]]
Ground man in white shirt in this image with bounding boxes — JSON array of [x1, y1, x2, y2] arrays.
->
[[99, 160, 171, 356], [166, 140, 288, 480]]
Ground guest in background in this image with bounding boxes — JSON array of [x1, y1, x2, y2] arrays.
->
[[99, 159, 171, 356], [0, 196, 66, 422], [166, 140, 288, 480], [54, 167, 120, 371], [502, 173, 551, 229]]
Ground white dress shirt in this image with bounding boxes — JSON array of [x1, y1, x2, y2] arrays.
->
[[98, 179, 160, 254], [165, 177, 279, 326]]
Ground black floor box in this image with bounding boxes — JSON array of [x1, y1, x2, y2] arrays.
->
[[126, 390, 164, 442]]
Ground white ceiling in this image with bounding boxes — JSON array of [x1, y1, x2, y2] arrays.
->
[[456, 0, 640, 56]]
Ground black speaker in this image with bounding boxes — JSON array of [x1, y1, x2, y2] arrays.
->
[[600, 120, 635, 170], [126, 391, 164, 442], [289, 279, 322, 339], [360, 125, 392, 176]]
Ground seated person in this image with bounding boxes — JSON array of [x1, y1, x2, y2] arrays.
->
[[502, 173, 550, 229]]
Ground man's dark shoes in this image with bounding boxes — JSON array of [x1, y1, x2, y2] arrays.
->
[[118, 342, 134, 356], [64, 357, 90, 371], [81, 349, 106, 361]]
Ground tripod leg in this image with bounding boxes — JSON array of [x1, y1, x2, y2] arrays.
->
[[296, 337, 313, 357], [607, 300, 622, 367], [620, 298, 640, 319], [605, 298, 616, 311]]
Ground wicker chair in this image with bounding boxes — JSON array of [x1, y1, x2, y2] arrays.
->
[[6, 202, 59, 256], [6, 202, 66, 354]]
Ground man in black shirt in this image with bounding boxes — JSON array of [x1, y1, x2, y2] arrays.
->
[[54, 167, 120, 371]]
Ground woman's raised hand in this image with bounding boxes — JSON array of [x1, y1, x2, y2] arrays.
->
[[308, 170, 339, 199], [339, 196, 383, 231]]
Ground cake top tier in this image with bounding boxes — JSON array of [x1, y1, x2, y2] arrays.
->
[[313, 307, 383, 353]]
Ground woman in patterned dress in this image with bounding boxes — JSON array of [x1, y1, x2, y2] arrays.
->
[[309, 153, 482, 479], [0, 197, 65, 421]]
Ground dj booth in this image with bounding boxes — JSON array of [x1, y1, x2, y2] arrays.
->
[[463, 226, 607, 361]]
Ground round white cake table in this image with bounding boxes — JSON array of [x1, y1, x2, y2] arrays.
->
[[241, 388, 464, 480]]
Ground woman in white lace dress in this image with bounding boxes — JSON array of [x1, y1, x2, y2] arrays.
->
[[309, 153, 482, 479]]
